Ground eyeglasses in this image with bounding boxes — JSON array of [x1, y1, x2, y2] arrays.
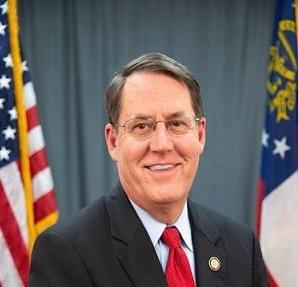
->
[[115, 114, 201, 139]]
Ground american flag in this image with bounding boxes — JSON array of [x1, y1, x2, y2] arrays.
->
[[256, 0, 298, 286], [0, 0, 58, 286]]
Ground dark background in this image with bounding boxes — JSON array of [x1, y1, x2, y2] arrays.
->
[[19, 0, 275, 226]]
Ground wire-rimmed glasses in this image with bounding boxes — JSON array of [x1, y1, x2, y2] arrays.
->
[[115, 114, 201, 139]]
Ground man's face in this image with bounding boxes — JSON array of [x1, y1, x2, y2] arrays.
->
[[105, 71, 206, 217]]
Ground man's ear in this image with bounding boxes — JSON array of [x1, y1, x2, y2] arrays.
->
[[197, 117, 206, 153], [104, 123, 118, 161]]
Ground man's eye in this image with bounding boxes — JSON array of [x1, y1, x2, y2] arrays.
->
[[131, 122, 152, 131], [171, 120, 182, 127], [136, 123, 147, 129], [170, 120, 187, 128]]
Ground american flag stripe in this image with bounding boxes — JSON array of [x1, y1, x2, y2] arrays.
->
[[30, 148, 49, 177], [26, 77, 58, 238], [0, 183, 29, 286], [28, 126, 45, 157], [32, 167, 54, 200], [23, 82, 35, 109], [26, 106, 39, 131], [25, 87, 58, 228], [0, 230, 23, 287], [34, 192, 57, 222], [0, 163, 28, 246]]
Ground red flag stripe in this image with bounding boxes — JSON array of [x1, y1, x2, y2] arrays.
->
[[26, 105, 39, 131], [29, 148, 49, 178], [0, 183, 29, 286], [256, 178, 265, 236], [268, 272, 278, 287], [34, 191, 58, 222]]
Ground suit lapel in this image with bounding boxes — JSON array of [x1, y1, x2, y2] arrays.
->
[[106, 185, 229, 287], [117, 227, 167, 287], [106, 185, 167, 287], [189, 201, 228, 287]]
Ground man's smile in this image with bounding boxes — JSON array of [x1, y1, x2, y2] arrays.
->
[[144, 163, 180, 172]]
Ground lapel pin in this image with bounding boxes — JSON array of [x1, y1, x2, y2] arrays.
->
[[208, 256, 221, 271]]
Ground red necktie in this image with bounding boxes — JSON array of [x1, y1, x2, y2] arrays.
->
[[161, 227, 196, 287]]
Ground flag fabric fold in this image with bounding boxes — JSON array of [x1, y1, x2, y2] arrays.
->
[[257, 0, 298, 286], [0, 0, 58, 286]]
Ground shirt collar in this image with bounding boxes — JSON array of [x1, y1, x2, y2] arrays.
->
[[129, 199, 166, 247], [172, 203, 193, 252], [129, 199, 193, 252]]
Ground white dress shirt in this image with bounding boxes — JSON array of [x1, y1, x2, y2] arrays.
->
[[129, 199, 196, 281]]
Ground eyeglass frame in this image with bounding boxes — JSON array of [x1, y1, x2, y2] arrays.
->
[[114, 114, 202, 139]]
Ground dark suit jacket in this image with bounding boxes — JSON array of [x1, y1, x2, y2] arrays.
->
[[29, 184, 268, 286]]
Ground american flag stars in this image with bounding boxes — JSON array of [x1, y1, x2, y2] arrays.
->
[[0, 21, 6, 35], [0, 73, 11, 89], [0, 124, 16, 163], [21, 60, 28, 72], [3, 53, 13, 67], [0, 1, 7, 15], [8, 106, 17, 120], [0, 0, 17, 168], [0, 145, 10, 160], [0, 96, 4, 108], [2, 125, 16, 140]]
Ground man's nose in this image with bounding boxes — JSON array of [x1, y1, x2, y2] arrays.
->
[[149, 122, 174, 152]]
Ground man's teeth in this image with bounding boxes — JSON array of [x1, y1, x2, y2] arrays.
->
[[149, 164, 176, 171]]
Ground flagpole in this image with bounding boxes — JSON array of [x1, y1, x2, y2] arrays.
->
[[8, 0, 36, 253]]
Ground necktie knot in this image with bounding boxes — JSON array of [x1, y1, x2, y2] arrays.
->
[[161, 227, 181, 249]]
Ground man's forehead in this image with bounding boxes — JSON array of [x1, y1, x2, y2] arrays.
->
[[122, 73, 190, 101], [123, 71, 186, 89], [118, 71, 194, 120]]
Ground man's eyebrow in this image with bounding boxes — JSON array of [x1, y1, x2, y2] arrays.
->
[[126, 111, 189, 120], [127, 113, 152, 119], [167, 111, 188, 118]]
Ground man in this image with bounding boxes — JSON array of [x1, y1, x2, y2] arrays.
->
[[29, 53, 269, 286]]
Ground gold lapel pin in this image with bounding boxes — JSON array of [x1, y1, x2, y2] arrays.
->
[[208, 256, 221, 271]]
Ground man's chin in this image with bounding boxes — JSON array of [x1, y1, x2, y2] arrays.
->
[[148, 186, 188, 205]]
